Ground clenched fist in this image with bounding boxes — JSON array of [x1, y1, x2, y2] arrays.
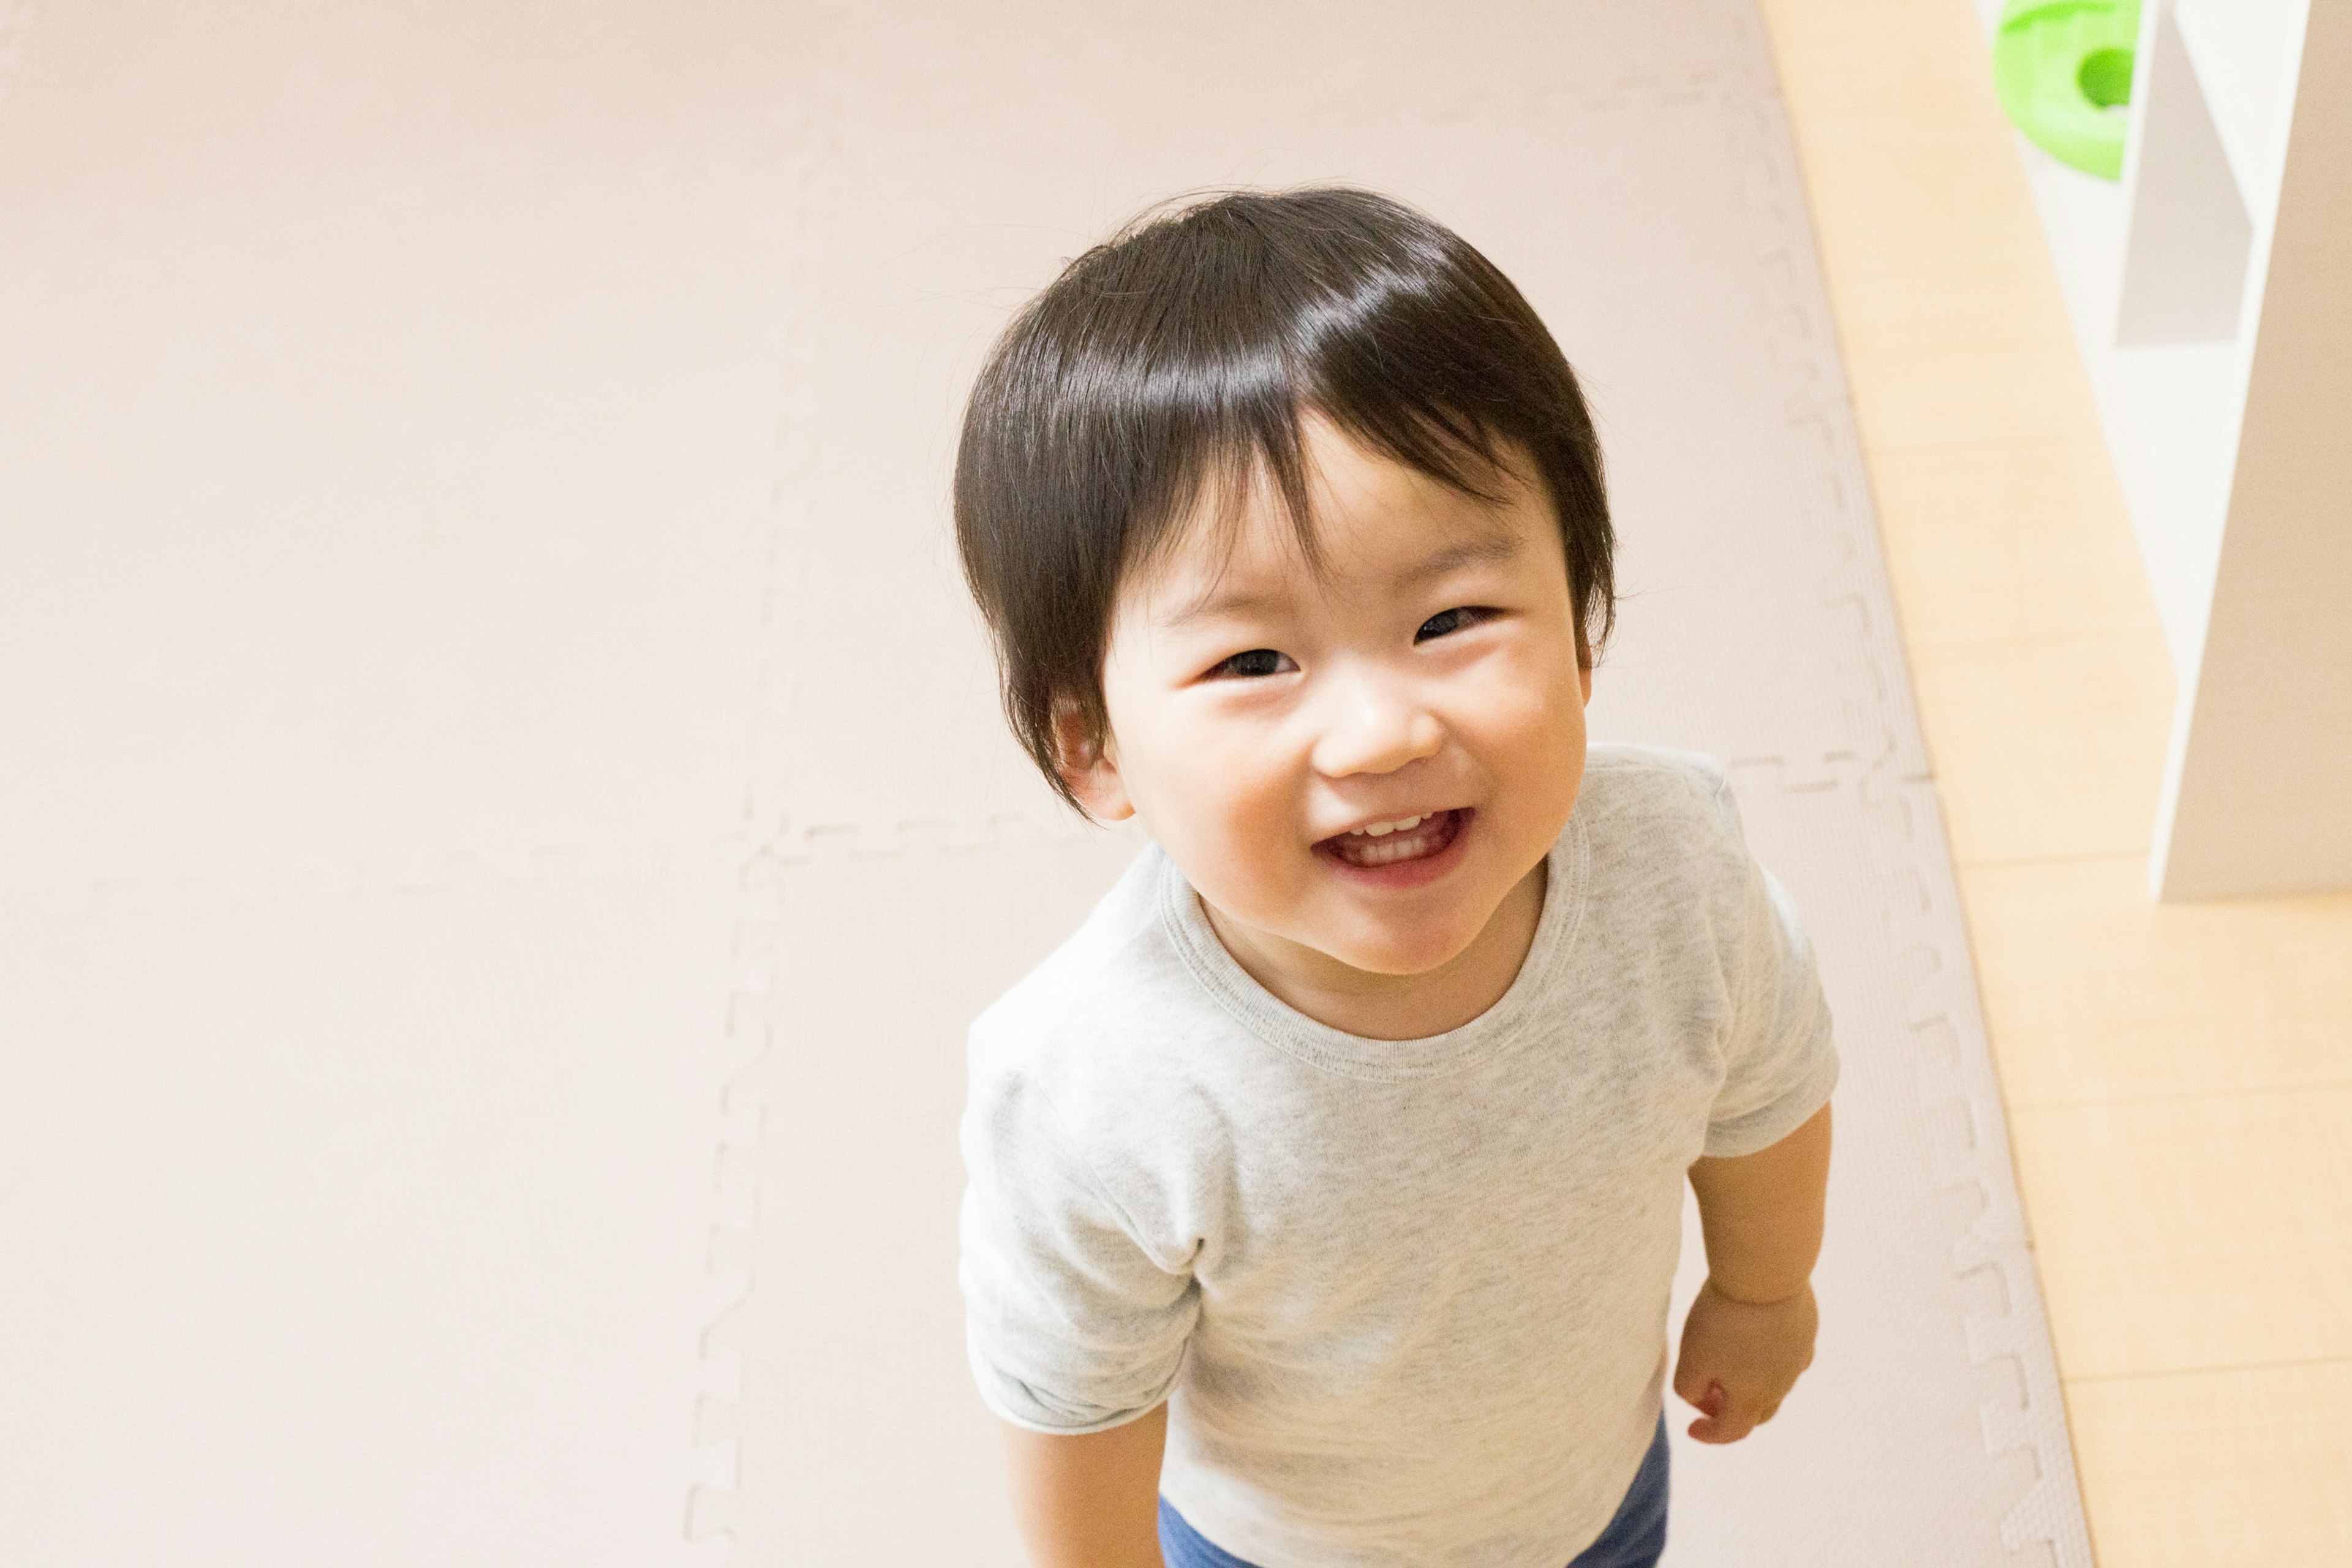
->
[[1672, 1276, 1817, 1444]]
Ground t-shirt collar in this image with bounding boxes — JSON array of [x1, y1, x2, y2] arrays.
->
[[1154, 822, 1590, 1080]]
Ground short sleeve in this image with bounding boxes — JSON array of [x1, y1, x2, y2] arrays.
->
[[1703, 782, 1839, 1158], [957, 1064, 1200, 1434]]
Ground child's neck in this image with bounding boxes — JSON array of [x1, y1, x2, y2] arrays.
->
[[1200, 858, 1549, 1042]]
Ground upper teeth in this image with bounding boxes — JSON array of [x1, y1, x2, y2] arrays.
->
[[1355, 815, 1425, 837]]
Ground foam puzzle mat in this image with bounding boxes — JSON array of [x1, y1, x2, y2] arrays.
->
[[0, 1, 2092, 1562]]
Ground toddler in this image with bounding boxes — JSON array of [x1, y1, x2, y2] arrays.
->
[[953, 187, 1836, 1568]]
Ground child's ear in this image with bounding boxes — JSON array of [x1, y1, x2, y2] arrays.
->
[[1049, 698, 1136, 822]]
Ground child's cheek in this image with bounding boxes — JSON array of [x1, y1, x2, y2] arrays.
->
[[1142, 723, 1286, 887]]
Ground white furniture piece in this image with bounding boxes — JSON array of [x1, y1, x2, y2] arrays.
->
[[1983, 0, 2352, 900]]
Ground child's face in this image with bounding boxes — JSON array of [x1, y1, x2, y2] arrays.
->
[[1060, 413, 1592, 989]]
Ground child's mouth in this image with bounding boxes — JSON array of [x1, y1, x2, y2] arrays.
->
[[1317, 807, 1469, 871]]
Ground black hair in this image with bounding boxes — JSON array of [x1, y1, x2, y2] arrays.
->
[[953, 184, 1615, 819]]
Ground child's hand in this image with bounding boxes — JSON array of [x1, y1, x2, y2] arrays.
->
[[1672, 1276, 1817, 1444]]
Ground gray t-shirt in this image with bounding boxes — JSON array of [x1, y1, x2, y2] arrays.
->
[[957, 744, 1838, 1567]]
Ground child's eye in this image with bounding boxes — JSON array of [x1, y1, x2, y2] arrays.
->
[[1207, 648, 1296, 679], [1415, 606, 1493, 641]]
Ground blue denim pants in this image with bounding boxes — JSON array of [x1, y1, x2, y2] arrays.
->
[[1158, 1412, 1670, 1568]]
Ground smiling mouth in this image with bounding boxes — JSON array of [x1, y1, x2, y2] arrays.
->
[[1318, 808, 1466, 869]]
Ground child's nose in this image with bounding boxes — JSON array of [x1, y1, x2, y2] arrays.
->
[[1308, 667, 1444, 778]]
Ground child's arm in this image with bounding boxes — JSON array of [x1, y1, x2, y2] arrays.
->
[[998, 1401, 1169, 1567], [1675, 1101, 1833, 1444]]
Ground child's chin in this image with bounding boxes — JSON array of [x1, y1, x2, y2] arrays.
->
[[1322, 922, 1481, 979]]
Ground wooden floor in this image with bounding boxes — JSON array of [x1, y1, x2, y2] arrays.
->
[[1756, 4, 2352, 1563]]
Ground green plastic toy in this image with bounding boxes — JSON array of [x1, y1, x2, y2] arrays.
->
[[1992, 0, 2142, 179]]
